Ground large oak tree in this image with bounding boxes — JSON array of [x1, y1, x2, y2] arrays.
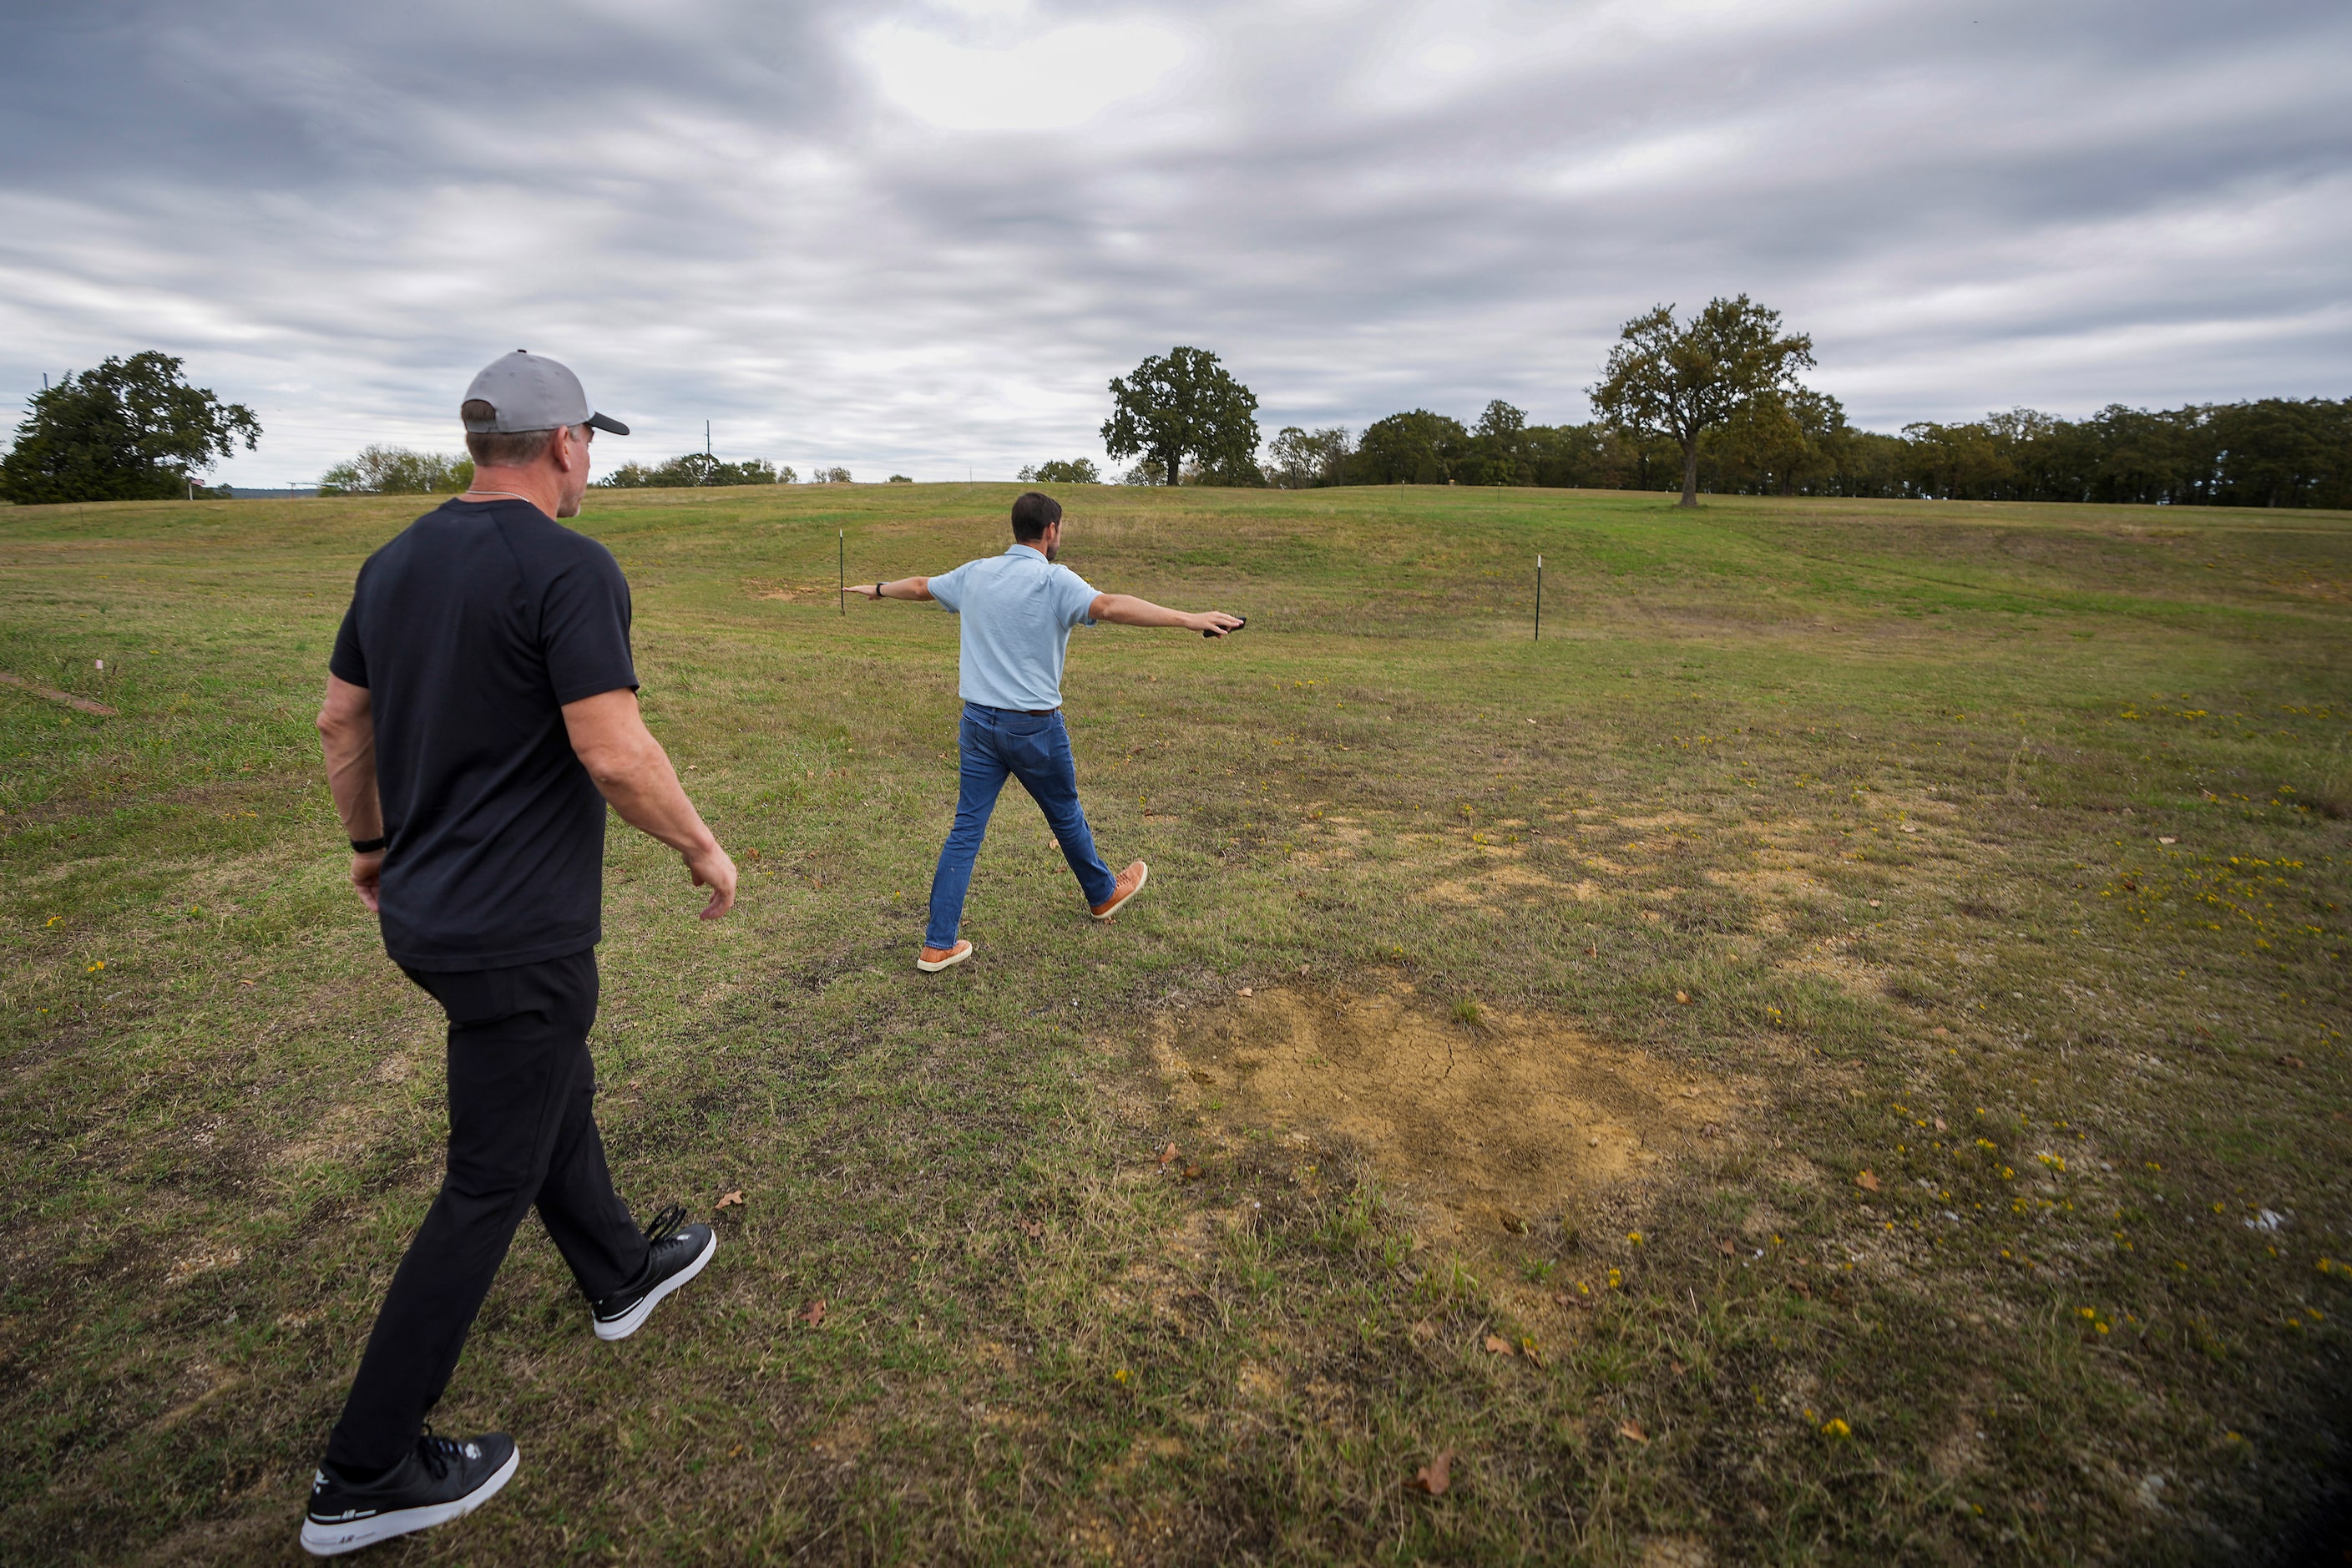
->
[[1100, 346, 1260, 486], [0, 352, 260, 503], [1590, 296, 1814, 508]]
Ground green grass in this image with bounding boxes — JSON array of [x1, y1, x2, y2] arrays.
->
[[2, 483, 2348, 1564]]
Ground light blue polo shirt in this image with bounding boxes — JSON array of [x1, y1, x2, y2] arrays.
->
[[928, 544, 1099, 711]]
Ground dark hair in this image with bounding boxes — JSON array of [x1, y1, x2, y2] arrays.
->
[[460, 400, 574, 467], [1010, 490, 1063, 542]]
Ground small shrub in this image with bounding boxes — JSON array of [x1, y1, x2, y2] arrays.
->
[[318, 445, 473, 495], [1018, 458, 1100, 484]]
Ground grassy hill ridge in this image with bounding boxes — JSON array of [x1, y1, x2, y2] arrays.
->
[[2, 485, 2347, 1563]]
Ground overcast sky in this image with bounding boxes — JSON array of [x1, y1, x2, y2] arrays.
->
[[2, 0, 2345, 488]]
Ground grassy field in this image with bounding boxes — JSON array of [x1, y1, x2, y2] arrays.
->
[[1, 482, 2347, 1565]]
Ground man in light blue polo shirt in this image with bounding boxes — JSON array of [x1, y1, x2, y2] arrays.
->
[[852, 490, 1242, 972]]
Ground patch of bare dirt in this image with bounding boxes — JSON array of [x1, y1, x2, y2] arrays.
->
[[744, 577, 836, 603], [1151, 984, 1740, 1238], [1616, 812, 1705, 830], [1776, 932, 1881, 998], [272, 1035, 433, 1171], [1420, 863, 1593, 907]]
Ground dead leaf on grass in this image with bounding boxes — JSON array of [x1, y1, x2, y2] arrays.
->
[[797, 1298, 827, 1328], [1520, 1338, 1545, 1368], [2279, 1055, 2304, 1069], [1716, 1237, 1737, 1257], [1158, 1143, 1180, 1166], [1406, 1449, 1454, 1495], [1188, 1070, 1214, 1085], [716, 1190, 745, 1211], [1675, 990, 1692, 1004], [1483, 1333, 1515, 1355], [1182, 1164, 1204, 1181], [1619, 1419, 1649, 1444], [1021, 1220, 1044, 1239], [1499, 1208, 1529, 1234], [1856, 1171, 1879, 1192]]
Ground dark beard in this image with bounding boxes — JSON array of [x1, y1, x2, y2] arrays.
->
[[1044, 540, 1059, 563]]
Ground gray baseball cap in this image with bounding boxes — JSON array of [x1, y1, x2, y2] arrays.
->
[[461, 350, 630, 436]]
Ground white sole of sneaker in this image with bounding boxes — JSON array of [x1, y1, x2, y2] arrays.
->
[[594, 1228, 717, 1343], [299, 1444, 519, 1557], [1090, 862, 1148, 921], [916, 942, 973, 973]]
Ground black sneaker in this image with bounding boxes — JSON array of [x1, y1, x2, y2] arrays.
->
[[591, 1204, 716, 1342], [300, 1429, 518, 1556]]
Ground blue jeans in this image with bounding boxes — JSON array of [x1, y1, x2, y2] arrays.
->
[[926, 703, 1116, 948]]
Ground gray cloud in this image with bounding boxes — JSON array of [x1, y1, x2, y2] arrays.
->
[[2, 0, 2344, 487]]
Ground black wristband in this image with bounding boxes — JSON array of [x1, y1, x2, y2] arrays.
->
[[349, 836, 387, 854], [876, 581, 885, 599]]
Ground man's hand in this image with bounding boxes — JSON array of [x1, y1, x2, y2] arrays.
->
[[1190, 610, 1246, 637], [563, 689, 737, 921], [852, 576, 932, 602], [685, 840, 737, 920], [351, 849, 384, 913]]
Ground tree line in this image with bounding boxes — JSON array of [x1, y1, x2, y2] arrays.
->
[[6, 326, 2345, 509], [320, 452, 909, 494], [1068, 309, 2349, 507], [1237, 392, 2352, 508]]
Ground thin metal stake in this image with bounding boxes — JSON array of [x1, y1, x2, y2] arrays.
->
[[838, 530, 845, 615], [1535, 554, 1543, 641]]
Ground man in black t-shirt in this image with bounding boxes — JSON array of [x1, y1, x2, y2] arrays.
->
[[301, 352, 738, 1557]]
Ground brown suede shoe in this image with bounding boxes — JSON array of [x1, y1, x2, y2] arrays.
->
[[916, 939, 974, 973], [1090, 861, 1149, 921]]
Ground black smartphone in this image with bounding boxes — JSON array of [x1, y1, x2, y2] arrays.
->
[[1205, 615, 1247, 639]]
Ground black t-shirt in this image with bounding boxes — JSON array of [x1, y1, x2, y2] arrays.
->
[[329, 498, 637, 971]]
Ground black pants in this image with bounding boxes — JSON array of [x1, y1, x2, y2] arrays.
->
[[323, 949, 647, 1474]]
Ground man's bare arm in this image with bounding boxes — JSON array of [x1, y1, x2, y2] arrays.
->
[[318, 675, 386, 911], [1088, 593, 1243, 636], [848, 576, 933, 601], [562, 689, 737, 919]]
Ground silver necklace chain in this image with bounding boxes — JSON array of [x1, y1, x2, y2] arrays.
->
[[461, 488, 534, 503]]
